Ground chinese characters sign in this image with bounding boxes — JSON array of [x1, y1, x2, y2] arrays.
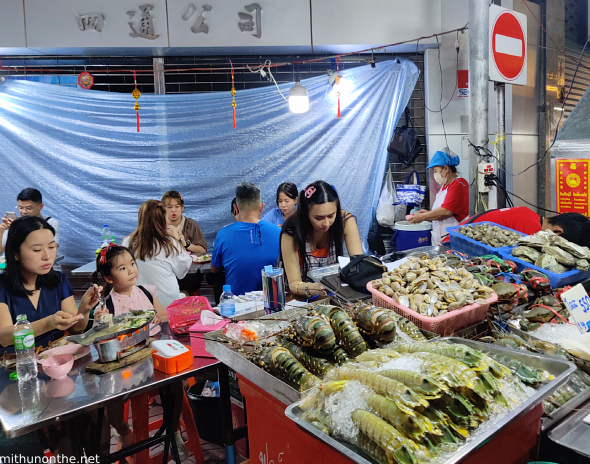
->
[[556, 159, 590, 216], [23, 0, 310, 49]]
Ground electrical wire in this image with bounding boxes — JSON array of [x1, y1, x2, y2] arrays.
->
[[485, 174, 559, 213], [0, 25, 469, 76]]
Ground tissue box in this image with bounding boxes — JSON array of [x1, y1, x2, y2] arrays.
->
[[189, 319, 229, 357]]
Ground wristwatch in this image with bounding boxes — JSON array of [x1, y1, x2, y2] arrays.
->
[[184, 240, 191, 250]]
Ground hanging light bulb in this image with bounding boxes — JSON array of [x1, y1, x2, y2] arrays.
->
[[288, 80, 309, 113]]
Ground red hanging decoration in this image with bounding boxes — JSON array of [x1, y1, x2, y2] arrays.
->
[[132, 70, 141, 132], [78, 72, 94, 89], [336, 56, 341, 119], [230, 60, 236, 129]]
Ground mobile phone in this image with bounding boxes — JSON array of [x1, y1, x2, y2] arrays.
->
[[5, 212, 16, 220]]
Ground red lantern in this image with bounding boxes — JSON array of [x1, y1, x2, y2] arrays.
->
[[78, 72, 94, 89]]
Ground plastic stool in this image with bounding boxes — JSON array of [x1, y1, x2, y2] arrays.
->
[[128, 388, 205, 464]]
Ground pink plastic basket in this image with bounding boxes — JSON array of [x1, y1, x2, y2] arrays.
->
[[366, 281, 498, 336]]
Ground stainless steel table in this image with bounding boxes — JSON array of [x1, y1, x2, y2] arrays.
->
[[72, 260, 210, 275], [0, 324, 223, 463]]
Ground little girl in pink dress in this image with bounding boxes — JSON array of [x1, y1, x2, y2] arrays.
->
[[91, 245, 188, 461]]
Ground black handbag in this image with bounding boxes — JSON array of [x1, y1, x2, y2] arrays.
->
[[340, 255, 387, 293], [387, 108, 423, 166]]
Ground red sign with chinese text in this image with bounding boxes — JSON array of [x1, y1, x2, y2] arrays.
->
[[556, 159, 590, 216]]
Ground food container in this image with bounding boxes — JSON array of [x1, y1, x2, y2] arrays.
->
[[447, 221, 525, 258], [500, 249, 590, 288], [94, 325, 151, 362], [152, 341, 193, 374], [367, 281, 497, 335], [66, 310, 155, 362], [285, 337, 576, 464]]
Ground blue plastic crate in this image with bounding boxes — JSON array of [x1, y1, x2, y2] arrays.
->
[[447, 222, 526, 258], [499, 249, 590, 288]]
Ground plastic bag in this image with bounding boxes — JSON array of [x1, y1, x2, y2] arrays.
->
[[166, 296, 213, 334], [223, 321, 266, 344], [396, 171, 426, 207], [376, 168, 397, 227]]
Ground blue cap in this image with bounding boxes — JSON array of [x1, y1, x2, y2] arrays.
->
[[264, 265, 273, 273], [223, 285, 231, 292], [426, 149, 460, 170]]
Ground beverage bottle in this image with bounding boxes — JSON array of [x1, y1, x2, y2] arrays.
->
[[18, 378, 41, 415], [219, 285, 236, 317], [14, 314, 38, 381], [100, 224, 113, 248]]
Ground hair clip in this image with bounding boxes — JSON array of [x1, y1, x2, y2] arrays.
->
[[304, 186, 316, 199], [99, 247, 109, 265], [99, 243, 119, 264], [178, 192, 184, 201]]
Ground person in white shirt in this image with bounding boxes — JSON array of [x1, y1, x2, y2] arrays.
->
[[0, 188, 61, 271], [122, 200, 192, 309]]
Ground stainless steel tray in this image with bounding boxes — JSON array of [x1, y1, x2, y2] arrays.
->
[[67, 310, 156, 346], [503, 324, 590, 430], [548, 397, 590, 458], [404, 244, 451, 258], [205, 306, 315, 405], [285, 337, 575, 464]]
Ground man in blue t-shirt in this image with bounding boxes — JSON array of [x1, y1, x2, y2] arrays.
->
[[211, 182, 281, 296]]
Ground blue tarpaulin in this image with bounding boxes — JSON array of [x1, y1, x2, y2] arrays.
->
[[0, 59, 418, 264]]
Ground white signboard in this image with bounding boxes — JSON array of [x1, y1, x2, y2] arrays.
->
[[489, 4, 528, 86], [167, 0, 311, 48], [561, 284, 590, 333], [24, 0, 169, 48]]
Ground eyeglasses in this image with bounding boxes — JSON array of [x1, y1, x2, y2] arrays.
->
[[16, 206, 35, 212]]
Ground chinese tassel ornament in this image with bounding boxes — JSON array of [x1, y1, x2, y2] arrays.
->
[[230, 60, 236, 129], [132, 71, 141, 132]]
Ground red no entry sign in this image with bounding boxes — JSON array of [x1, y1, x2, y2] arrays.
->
[[489, 4, 527, 86]]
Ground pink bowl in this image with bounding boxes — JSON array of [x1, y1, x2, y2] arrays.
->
[[42, 354, 74, 380]]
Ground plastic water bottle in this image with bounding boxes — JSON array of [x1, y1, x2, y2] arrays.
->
[[101, 224, 111, 247], [14, 315, 37, 381], [220, 285, 236, 317]]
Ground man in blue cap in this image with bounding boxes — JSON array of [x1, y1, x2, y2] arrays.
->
[[409, 148, 469, 245]]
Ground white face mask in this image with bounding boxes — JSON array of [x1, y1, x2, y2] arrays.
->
[[433, 171, 446, 185]]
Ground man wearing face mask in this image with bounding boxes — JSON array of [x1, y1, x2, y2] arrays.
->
[[409, 148, 469, 245]]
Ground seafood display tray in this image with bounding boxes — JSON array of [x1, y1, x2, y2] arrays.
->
[[205, 307, 314, 406], [204, 305, 440, 406], [504, 325, 590, 430], [500, 249, 590, 288], [285, 337, 575, 464], [447, 222, 525, 258], [367, 281, 497, 335]]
